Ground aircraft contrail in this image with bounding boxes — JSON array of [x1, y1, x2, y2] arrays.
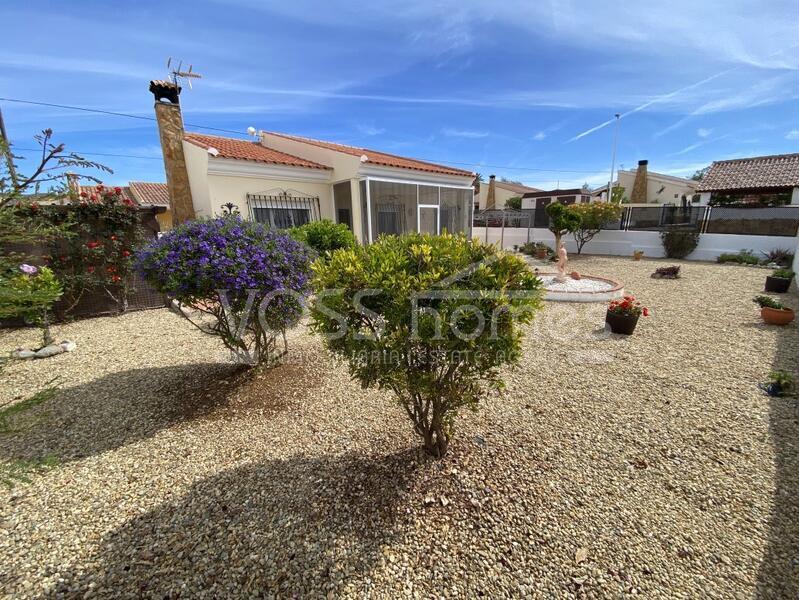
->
[[568, 68, 736, 142]]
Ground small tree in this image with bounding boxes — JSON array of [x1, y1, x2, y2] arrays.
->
[[545, 202, 581, 249], [0, 130, 109, 339], [567, 202, 623, 254], [289, 218, 356, 257], [310, 232, 543, 457], [611, 186, 627, 204], [505, 196, 522, 210], [137, 216, 313, 366]]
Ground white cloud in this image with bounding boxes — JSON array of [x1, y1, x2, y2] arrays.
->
[[441, 127, 489, 139], [533, 131, 546, 141], [785, 129, 799, 140], [697, 128, 712, 138], [356, 124, 385, 136]]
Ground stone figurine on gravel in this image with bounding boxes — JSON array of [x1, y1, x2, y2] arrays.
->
[[136, 215, 314, 367], [310, 232, 543, 457]]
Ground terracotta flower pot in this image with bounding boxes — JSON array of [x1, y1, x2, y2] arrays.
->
[[535, 247, 548, 259], [765, 276, 792, 293], [633, 251, 644, 261], [606, 310, 640, 335], [761, 306, 795, 326]]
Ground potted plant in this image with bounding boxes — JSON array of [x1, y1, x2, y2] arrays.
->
[[633, 250, 644, 261], [535, 243, 549, 259], [753, 295, 795, 326], [606, 295, 649, 335], [765, 268, 795, 293]]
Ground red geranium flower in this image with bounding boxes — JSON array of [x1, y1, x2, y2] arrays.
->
[[79, 191, 88, 198], [87, 266, 95, 273], [114, 186, 122, 194], [643, 308, 650, 317], [122, 250, 131, 257]]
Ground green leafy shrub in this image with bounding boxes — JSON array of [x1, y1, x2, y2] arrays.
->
[[753, 295, 786, 310], [773, 268, 795, 280], [546, 202, 581, 249], [0, 265, 62, 346], [289, 219, 356, 257], [660, 229, 700, 259], [518, 241, 554, 259], [568, 202, 623, 254], [505, 196, 522, 210], [310, 232, 543, 457], [718, 250, 759, 265]]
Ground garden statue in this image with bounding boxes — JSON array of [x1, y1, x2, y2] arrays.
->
[[555, 242, 569, 282]]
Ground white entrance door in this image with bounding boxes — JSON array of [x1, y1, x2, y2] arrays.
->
[[418, 205, 439, 235]]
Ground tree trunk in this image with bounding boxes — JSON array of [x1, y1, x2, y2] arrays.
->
[[408, 396, 450, 458]]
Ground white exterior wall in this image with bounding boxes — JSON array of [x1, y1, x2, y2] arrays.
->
[[474, 226, 797, 262], [477, 185, 521, 210], [612, 170, 697, 204], [183, 141, 212, 217], [205, 174, 333, 220]]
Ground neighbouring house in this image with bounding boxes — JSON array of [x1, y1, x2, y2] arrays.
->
[[696, 153, 799, 206], [521, 187, 591, 210], [475, 175, 541, 211], [593, 160, 698, 205], [80, 183, 172, 230], [149, 80, 475, 243], [28, 181, 170, 233]]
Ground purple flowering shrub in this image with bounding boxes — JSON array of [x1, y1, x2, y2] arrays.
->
[[137, 216, 313, 365]]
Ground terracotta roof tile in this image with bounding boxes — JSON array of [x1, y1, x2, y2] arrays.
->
[[184, 133, 331, 170], [697, 153, 799, 192], [129, 182, 170, 207], [79, 185, 136, 204], [267, 132, 474, 177]]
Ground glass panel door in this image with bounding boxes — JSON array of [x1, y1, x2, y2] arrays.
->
[[418, 206, 438, 235]]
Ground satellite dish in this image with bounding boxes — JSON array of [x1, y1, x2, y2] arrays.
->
[[247, 126, 257, 137], [207, 147, 219, 157], [360, 154, 369, 163]]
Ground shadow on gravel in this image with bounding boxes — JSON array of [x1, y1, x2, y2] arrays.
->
[[756, 316, 798, 599], [44, 449, 422, 597], [0, 361, 312, 464]]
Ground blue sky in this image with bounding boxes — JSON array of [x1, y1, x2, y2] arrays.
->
[[2, 0, 799, 189]]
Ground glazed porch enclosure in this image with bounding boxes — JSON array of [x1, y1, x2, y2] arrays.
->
[[352, 178, 473, 242]]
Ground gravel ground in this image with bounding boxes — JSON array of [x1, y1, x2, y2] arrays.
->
[[0, 256, 797, 598]]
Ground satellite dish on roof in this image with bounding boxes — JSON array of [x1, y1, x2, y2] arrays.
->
[[247, 126, 257, 137], [207, 147, 219, 157]]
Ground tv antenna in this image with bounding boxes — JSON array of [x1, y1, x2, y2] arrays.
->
[[167, 58, 202, 89]]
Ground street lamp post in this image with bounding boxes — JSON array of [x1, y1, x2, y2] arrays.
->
[[607, 113, 621, 203]]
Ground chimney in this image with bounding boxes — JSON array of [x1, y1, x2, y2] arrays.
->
[[631, 159, 648, 203], [65, 172, 80, 202], [486, 174, 497, 209], [149, 79, 195, 224]]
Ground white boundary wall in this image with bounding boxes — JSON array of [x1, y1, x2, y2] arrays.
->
[[473, 226, 799, 262]]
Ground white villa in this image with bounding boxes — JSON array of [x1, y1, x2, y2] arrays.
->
[[150, 80, 475, 243]]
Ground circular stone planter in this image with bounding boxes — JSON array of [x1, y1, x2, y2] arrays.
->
[[761, 306, 795, 326], [764, 275, 792, 293], [538, 273, 624, 303], [605, 311, 640, 335]]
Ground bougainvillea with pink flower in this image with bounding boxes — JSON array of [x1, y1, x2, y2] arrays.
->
[[18, 186, 144, 314]]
